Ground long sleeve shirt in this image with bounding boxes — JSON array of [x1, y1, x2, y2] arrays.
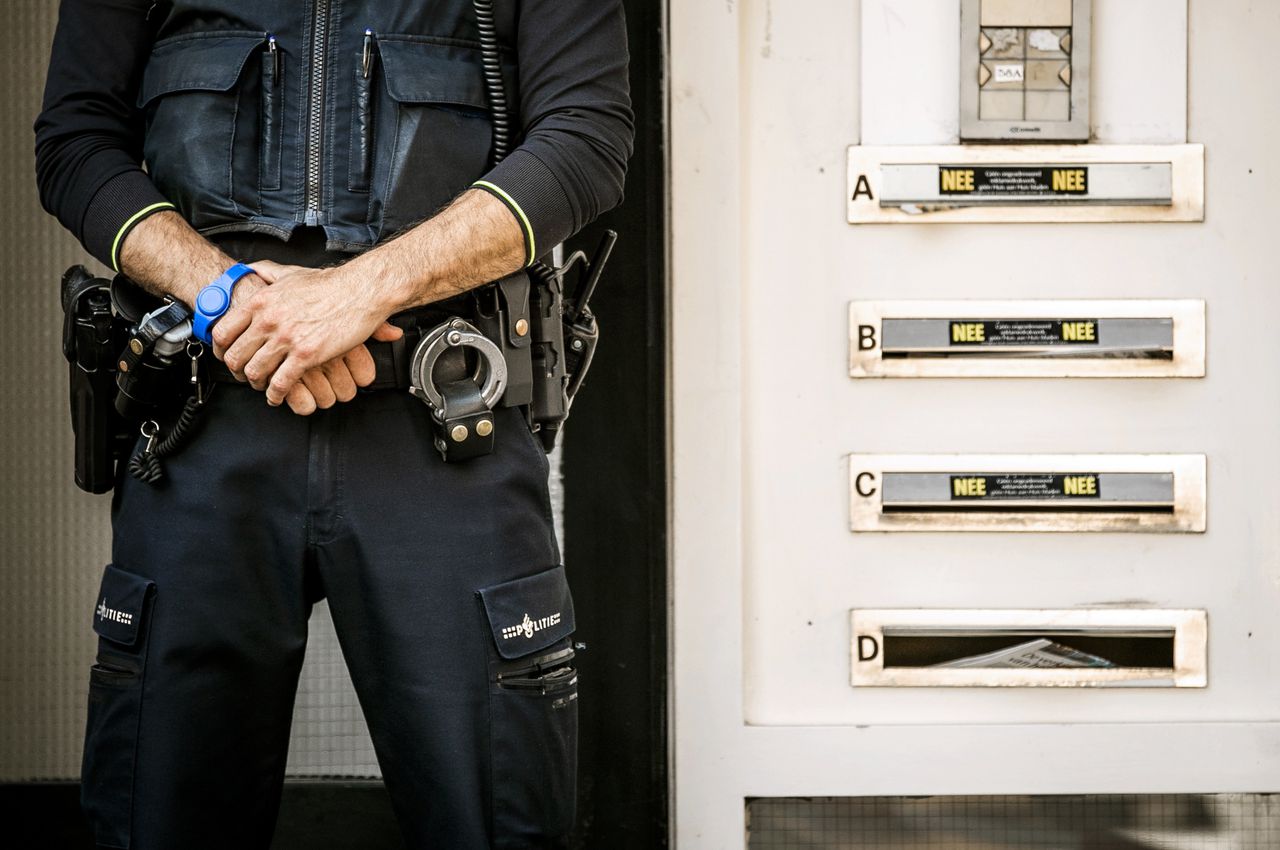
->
[[35, 0, 634, 270]]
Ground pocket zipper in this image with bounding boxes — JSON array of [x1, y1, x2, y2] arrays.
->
[[496, 646, 578, 693], [262, 34, 283, 191], [498, 665, 578, 694], [267, 34, 280, 81], [350, 29, 376, 192], [90, 662, 138, 684], [498, 646, 575, 679]]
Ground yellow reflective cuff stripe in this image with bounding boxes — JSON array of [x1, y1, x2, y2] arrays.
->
[[111, 202, 177, 272], [473, 181, 536, 266]]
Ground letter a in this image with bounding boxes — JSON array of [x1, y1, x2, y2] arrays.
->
[[852, 174, 874, 201]]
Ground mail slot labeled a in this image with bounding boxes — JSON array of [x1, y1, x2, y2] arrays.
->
[[851, 609, 1207, 688], [849, 455, 1205, 533], [850, 300, 1205, 379], [847, 145, 1204, 224]]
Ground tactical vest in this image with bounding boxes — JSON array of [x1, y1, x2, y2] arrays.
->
[[140, 1, 516, 251]]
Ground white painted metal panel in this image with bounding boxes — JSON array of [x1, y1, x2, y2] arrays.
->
[[672, 0, 1278, 847], [861, 0, 961, 144], [1092, 0, 1189, 143], [861, 0, 1188, 144]]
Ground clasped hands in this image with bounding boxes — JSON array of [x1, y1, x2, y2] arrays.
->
[[210, 260, 401, 415]]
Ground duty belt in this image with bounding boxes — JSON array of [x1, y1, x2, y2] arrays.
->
[[206, 322, 440, 392], [75, 230, 614, 481], [206, 312, 505, 462], [206, 271, 537, 463]]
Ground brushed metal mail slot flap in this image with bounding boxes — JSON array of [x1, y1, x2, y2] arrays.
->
[[881, 318, 1172, 358], [850, 455, 1205, 533], [847, 145, 1204, 225], [851, 609, 1207, 688], [850, 301, 1205, 378], [881, 472, 1174, 513], [881, 163, 1172, 206]]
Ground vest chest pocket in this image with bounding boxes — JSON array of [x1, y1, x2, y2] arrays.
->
[[366, 37, 513, 241], [139, 32, 270, 228]]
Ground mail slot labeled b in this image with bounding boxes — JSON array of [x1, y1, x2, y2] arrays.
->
[[851, 609, 1207, 688], [850, 300, 1205, 378], [850, 455, 1205, 533]]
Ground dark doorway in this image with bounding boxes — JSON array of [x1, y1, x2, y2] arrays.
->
[[562, 0, 669, 846]]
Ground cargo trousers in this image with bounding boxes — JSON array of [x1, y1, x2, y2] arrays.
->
[[79, 232, 579, 849]]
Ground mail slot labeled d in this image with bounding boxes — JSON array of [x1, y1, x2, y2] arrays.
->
[[849, 455, 1205, 533], [850, 300, 1205, 379], [851, 609, 1207, 688]]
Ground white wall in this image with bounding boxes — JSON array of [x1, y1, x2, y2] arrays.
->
[[672, 0, 1280, 845], [860, 0, 1187, 144]]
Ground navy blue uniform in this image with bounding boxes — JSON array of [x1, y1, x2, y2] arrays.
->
[[35, 1, 632, 847]]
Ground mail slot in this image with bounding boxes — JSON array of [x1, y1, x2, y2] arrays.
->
[[850, 455, 1205, 532], [884, 163, 1171, 207], [850, 300, 1205, 378], [884, 472, 1172, 513], [851, 609, 1207, 688], [846, 145, 1205, 225]]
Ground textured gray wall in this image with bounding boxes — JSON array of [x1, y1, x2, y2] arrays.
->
[[0, 0, 563, 781], [1, 0, 109, 781]]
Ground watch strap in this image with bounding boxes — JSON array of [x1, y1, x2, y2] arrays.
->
[[192, 263, 255, 344]]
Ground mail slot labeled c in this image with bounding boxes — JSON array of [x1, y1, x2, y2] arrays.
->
[[850, 300, 1205, 378], [851, 609, 1207, 688], [850, 455, 1205, 533]]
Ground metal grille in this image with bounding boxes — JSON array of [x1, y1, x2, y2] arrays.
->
[[747, 796, 1280, 849]]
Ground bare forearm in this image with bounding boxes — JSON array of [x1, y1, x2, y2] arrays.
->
[[117, 210, 235, 306], [341, 189, 526, 316]]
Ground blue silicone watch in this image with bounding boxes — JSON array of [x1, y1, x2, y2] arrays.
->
[[192, 263, 255, 344]]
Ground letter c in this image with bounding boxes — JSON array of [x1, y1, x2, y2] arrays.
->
[[855, 472, 878, 498]]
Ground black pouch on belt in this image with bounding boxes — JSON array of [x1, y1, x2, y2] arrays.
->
[[474, 272, 534, 408], [432, 346, 498, 462]]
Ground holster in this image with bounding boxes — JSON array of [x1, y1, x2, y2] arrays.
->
[[61, 267, 130, 494]]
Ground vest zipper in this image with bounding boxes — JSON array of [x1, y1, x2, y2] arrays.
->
[[304, 0, 331, 225]]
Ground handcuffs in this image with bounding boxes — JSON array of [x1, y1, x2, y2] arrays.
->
[[409, 318, 509, 462]]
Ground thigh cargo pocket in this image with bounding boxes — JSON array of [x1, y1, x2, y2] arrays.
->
[[478, 566, 579, 846], [81, 565, 156, 849]]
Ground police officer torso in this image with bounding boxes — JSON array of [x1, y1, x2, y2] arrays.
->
[[141, 0, 515, 251]]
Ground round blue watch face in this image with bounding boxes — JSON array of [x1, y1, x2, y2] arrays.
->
[[197, 286, 230, 316]]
